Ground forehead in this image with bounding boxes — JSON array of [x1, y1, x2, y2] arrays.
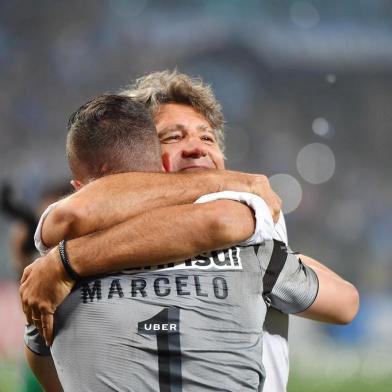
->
[[154, 103, 212, 131]]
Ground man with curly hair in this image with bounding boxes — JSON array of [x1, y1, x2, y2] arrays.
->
[[21, 72, 358, 392]]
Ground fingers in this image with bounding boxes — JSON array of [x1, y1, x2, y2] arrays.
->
[[20, 275, 54, 344], [20, 264, 32, 284], [42, 313, 54, 346], [30, 309, 55, 346], [25, 305, 33, 325], [252, 175, 271, 200], [20, 260, 38, 322], [20, 281, 33, 324], [32, 312, 44, 337], [19, 254, 71, 347], [250, 174, 282, 222]]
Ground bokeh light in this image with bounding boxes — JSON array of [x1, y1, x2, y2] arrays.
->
[[269, 173, 303, 214], [290, 1, 320, 29], [312, 117, 330, 137], [325, 73, 337, 83], [297, 143, 336, 184]]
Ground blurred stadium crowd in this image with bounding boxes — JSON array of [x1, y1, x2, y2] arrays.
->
[[0, 1, 391, 390]]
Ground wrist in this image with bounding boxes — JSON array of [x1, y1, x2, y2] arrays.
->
[[59, 240, 80, 281], [47, 246, 76, 286]]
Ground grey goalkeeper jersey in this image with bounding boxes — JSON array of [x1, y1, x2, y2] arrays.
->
[[26, 241, 318, 392]]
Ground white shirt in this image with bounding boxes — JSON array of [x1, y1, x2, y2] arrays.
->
[[195, 192, 289, 391]]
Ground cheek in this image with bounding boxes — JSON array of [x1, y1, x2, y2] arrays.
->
[[211, 150, 225, 169], [160, 144, 180, 158]]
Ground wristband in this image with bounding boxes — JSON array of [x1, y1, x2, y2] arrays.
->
[[59, 240, 80, 281]]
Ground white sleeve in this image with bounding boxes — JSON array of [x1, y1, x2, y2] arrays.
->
[[34, 201, 59, 255], [194, 191, 274, 246], [273, 212, 288, 245]]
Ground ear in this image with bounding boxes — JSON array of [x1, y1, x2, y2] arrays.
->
[[161, 153, 171, 172], [100, 163, 110, 176], [70, 180, 83, 191]]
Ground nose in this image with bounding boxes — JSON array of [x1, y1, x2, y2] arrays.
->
[[181, 140, 207, 159]]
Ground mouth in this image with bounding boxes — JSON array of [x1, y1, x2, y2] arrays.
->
[[179, 165, 214, 172]]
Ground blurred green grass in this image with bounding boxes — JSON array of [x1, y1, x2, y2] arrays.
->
[[2, 358, 392, 391], [0, 359, 41, 392], [288, 369, 392, 392]]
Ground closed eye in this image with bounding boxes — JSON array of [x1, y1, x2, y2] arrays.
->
[[161, 134, 182, 143], [201, 135, 216, 143]]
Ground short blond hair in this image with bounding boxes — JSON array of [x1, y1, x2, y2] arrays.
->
[[119, 70, 225, 150]]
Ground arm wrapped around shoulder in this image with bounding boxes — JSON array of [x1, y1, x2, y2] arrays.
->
[[263, 244, 319, 314], [261, 241, 359, 324]]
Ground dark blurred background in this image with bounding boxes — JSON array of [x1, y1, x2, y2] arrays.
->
[[0, 1, 391, 391]]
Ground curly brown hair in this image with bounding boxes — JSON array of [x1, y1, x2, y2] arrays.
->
[[119, 70, 225, 151]]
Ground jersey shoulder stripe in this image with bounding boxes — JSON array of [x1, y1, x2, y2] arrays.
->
[[262, 240, 288, 296]]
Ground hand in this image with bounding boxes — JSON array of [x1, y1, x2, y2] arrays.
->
[[20, 247, 75, 346], [223, 171, 282, 223], [248, 174, 282, 223]]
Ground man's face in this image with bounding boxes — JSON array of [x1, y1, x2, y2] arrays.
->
[[154, 103, 225, 172]]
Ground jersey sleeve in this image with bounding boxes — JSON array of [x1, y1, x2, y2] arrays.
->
[[260, 240, 319, 314], [34, 201, 59, 255], [195, 191, 274, 246], [24, 324, 51, 356]]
